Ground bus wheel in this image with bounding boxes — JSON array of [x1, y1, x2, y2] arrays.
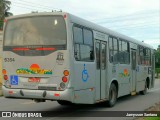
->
[[140, 81, 147, 95], [57, 100, 72, 106], [107, 83, 117, 107]]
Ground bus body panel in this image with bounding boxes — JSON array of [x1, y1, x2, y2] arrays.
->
[[2, 50, 70, 90], [2, 85, 74, 102], [117, 64, 131, 97]]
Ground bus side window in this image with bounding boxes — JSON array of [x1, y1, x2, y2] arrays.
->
[[101, 43, 106, 69], [96, 42, 100, 69], [74, 44, 80, 60], [109, 36, 118, 64], [73, 26, 83, 44], [113, 38, 118, 63], [119, 39, 130, 64], [109, 37, 113, 62], [73, 25, 94, 61]]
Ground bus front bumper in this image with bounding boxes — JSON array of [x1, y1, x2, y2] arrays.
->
[[2, 86, 74, 102]]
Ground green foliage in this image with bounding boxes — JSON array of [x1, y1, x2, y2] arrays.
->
[[156, 68, 160, 73], [145, 117, 160, 120], [0, 0, 13, 30], [155, 46, 160, 68], [0, 20, 3, 30]]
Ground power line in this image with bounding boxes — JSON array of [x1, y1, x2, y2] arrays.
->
[[91, 10, 159, 22], [15, 0, 60, 11], [109, 25, 159, 30], [13, 5, 38, 11], [94, 15, 158, 24], [13, 2, 52, 11], [101, 20, 158, 26]]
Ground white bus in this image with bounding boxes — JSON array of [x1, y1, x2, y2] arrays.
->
[[2, 12, 155, 107]]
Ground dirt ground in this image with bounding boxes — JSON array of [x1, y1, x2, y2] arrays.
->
[[135, 102, 160, 120]]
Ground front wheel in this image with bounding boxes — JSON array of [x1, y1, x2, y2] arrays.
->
[[107, 83, 118, 107]]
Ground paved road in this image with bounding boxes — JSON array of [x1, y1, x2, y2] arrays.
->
[[0, 79, 160, 120]]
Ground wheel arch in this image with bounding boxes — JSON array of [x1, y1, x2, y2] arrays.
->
[[146, 77, 150, 89], [110, 80, 119, 94]]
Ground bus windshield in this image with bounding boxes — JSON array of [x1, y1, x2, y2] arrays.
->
[[4, 16, 67, 47]]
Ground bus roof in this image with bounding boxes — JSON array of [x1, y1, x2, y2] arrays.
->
[[68, 13, 154, 49], [5, 12, 154, 49]]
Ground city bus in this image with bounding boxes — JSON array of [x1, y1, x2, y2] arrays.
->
[[2, 12, 155, 107]]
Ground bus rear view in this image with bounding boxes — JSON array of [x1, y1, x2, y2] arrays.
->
[[2, 13, 73, 104]]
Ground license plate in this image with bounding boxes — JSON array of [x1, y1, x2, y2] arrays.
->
[[28, 77, 40, 83]]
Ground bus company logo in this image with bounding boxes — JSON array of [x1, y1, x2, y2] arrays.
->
[[119, 69, 130, 77], [56, 52, 64, 65], [16, 64, 52, 75]]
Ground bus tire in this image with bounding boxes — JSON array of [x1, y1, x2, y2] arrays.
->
[[107, 83, 117, 107], [140, 81, 147, 95], [57, 100, 72, 106]]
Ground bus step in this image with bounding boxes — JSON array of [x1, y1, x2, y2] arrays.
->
[[131, 91, 136, 95]]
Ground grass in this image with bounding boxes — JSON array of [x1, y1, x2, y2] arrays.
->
[[145, 117, 160, 120], [144, 112, 160, 120]]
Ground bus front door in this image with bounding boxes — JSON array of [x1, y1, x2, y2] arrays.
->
[[95, 41, 107, 100], [131, 50, 137, 94]]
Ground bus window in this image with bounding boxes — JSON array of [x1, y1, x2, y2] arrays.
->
[[119, 40, 130, 64], [4, 16, 67, 56], [113, 38, 118, 63], [73, 26, 94, 61], [109, 37, 113, 62], [74, 44, 80, 60], [138, 46, 151, 65], [4, 16, 67, 46], [96, 42, 100, 69], [101, 43, 106, 69], [83, 29, 93, 46], [80, 44, 93, 61], [109, 36, 118, 63], [73, 27, 83, 44]]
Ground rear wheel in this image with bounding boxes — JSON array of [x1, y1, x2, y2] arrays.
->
[[57, 100, 72, 106], [140, 81, 147, 95], [107, 83, 118, 107]]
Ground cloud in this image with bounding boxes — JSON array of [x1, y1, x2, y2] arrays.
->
[[9, 0, 160, 49]]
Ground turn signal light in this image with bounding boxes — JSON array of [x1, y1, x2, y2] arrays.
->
[[4, 75, 8, 80], [63, 70, 69, 76], [2, 69, 7, 75], [62, 76, 68, 83]]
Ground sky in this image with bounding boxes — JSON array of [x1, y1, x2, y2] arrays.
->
[[9, 0, 160, 49]]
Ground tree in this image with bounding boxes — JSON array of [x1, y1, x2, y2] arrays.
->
[[155, 45, 160, 77], [0, 0, 13, 30], [155, 46, 160, 67]]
